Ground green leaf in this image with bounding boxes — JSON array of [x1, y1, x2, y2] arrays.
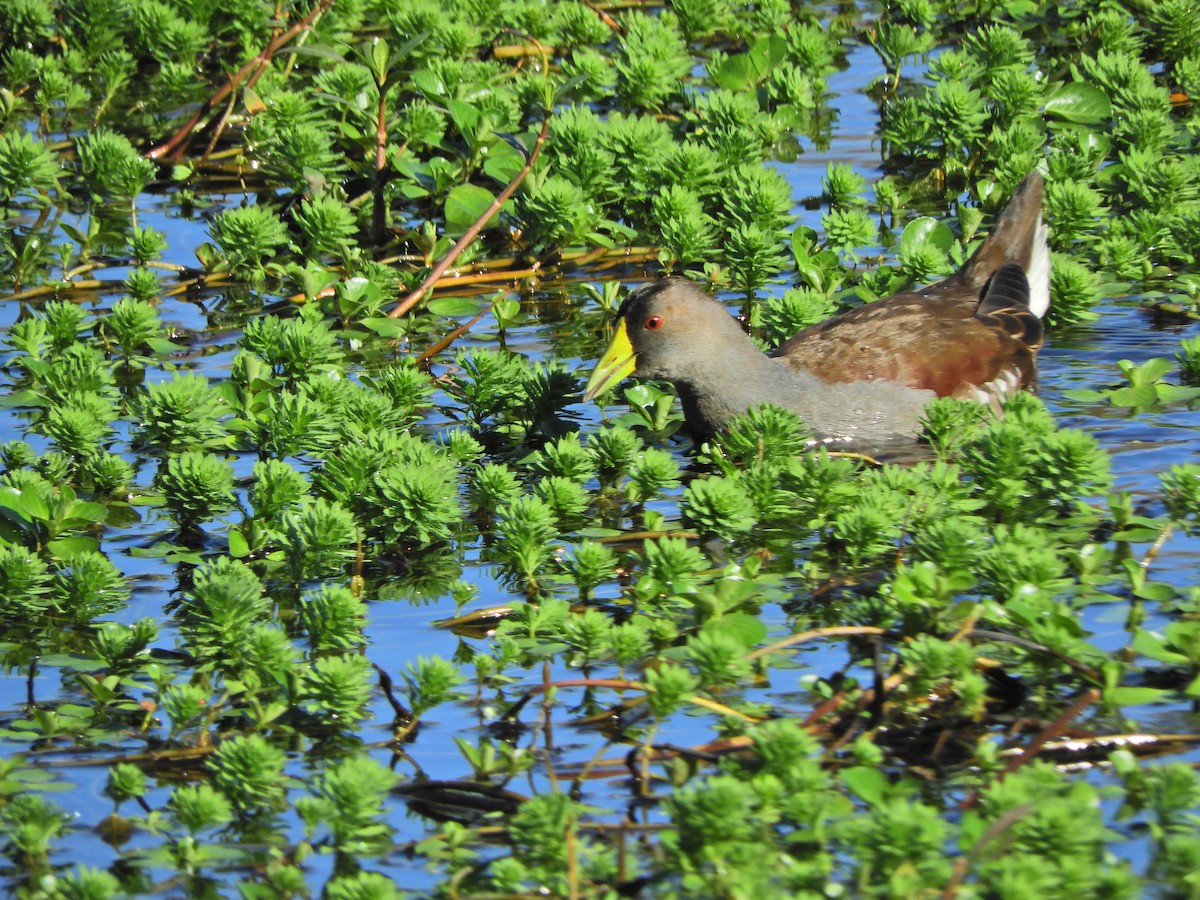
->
[[712, 54, 757, 91], [841, 766, 889, 808], [1121, 357, 1173, 384], [1184, 673, 1200, 698], [482, 140, 526, 184], [0, 389, 42, 410], [427, 296, 490, 317], [444, 183, 497, 237], [703, 612, 767, 648], [1104, 686, 1171, 706], [4, 767, 62, 785], [1113, 525, 1165, 543], [1002, 0, 1040, 20], [65, 501, 108, 525], [410, 68, 445, 98], [398, 181, 431, 200], [228, 529, 250, 559], [289, 42, 348, 64], [0, 485, 47, 521], [360, 317, 411, 337], [1133, 580, 1177, 603], [60, 223, 90, 245], [576, 527, 623, 538], [128, 542, 204, 564], [1109, 385, 1158, 408], [46, 536, 100, 557], [145, 337, 186, 354], [1043, 82, 1112, 125], [370, 37, 390, 81], [711, 35, 787, 90], [959, 810, 988, 847], [1156, 384, 1200, 404], [493, 297, 522, 327], [899, 216, 955, 256], [0, 516, 29, 544], [1131, 630, 1188, 665], [446, 100, 480, 139], [753, 34, 788, 72]]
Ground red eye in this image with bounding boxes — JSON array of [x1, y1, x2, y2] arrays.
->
[[644, 315, 663, 331]]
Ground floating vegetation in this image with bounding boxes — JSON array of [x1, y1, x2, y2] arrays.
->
[[1, 0, 1200, 896]]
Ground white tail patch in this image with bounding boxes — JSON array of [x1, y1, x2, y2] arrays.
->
[[1026, 216, 1051, 319]]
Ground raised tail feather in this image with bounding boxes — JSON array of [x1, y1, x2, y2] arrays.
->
[[959, 172, 1050, 319]]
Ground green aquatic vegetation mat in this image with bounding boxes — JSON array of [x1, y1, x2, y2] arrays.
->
[[1, 0, 1200, 896]]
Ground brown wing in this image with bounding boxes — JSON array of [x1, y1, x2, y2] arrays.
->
[[771, 171, 1047, 398], [770, 266, 1042, 397]]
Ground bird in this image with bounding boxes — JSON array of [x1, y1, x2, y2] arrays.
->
[[583, 172, 1050, 445]]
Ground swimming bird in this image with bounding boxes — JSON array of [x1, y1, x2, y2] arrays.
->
[[583, 172, 1049, 444]]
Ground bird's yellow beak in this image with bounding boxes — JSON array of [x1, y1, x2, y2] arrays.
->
[[583, 319, 637, 401]]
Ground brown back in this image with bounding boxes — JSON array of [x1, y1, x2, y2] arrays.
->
[[770, 174, 1046, 398]]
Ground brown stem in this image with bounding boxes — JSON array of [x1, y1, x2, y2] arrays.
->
[[491, 43, 559, 59], [581, 0, 624, 33], [414, 299, 499, 367], [1141, 523, 1173, 569], [4, 279, 105, 302], [428, 265, 545, 287], [199, 89, 243, 169], [595, 529, 699, 543], [941, 803, 1035, 899], [373, 663, 413, 722], [499, 677, 644, 722], [1000, 688, 1101, 776], [1148, 301, 1200, 321], [371, 68, 390, 245], [566, 822, 580, 900], [147, 0, 336, 161], [745, 626, 890, 662], [388, 115, 551, 318], [964, 629, 1102, 681], [959, 688, 1101, 812], [802, 689, 851, 729]]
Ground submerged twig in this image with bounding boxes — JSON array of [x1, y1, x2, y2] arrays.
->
[[374, 663, 414, 723], [999, 688, 1102, 776], [746, 626, 890, 662], [1141, 523, 1173, 569], [414, 296, 503, 366], [959, 688, 1102, 813]]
